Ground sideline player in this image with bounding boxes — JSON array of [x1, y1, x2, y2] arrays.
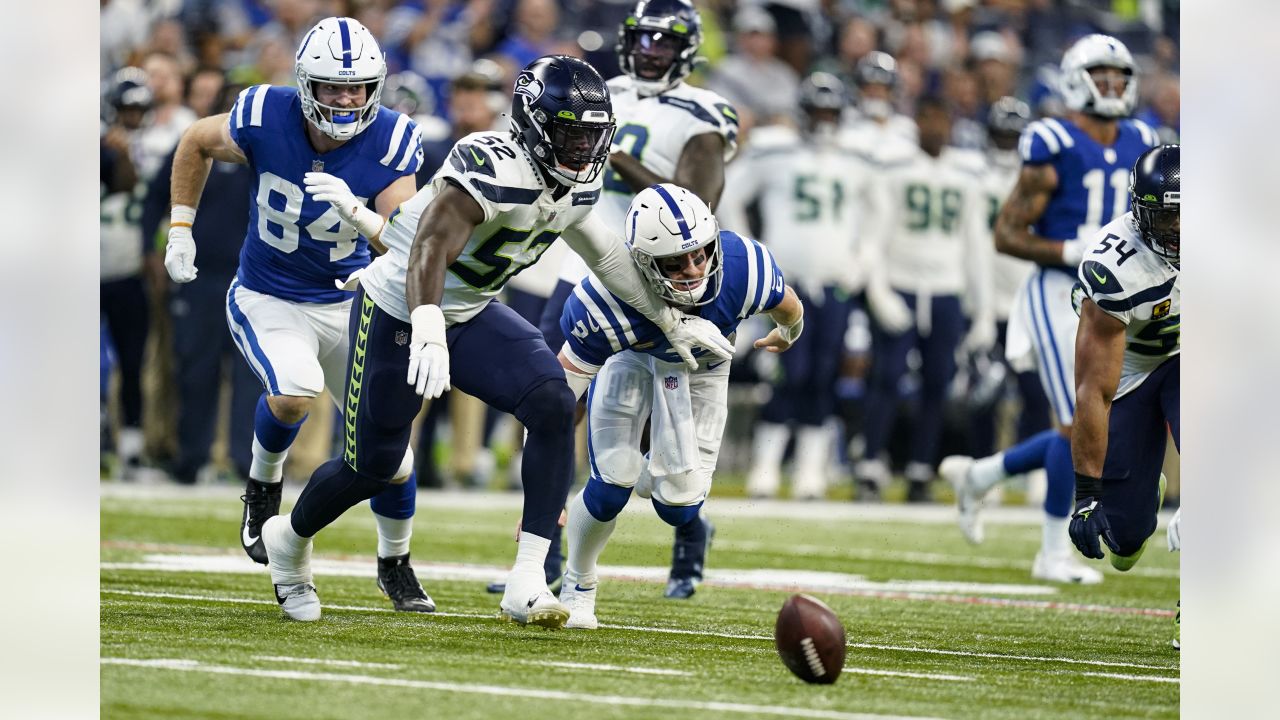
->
[[1069, 145, 1179, 572], [260, 56, 732, 625], [528, 0, 740, 600], [938, 35, 1159, 582], [556, 184, 804, 629], [164, 18, 433, 611]]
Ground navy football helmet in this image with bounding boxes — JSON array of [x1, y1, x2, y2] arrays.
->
[[616, 0, 703, 97], [855, 51, 898, 89], [1130, 144, 1180, 263], [798, 72, 847, 135], [510, 55, 616, 185], [987, 96, 1030, 151]]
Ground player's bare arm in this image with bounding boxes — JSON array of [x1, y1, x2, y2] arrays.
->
[[754, 285, 805, 353], [993, 162, 1065, 266], [170, 114, 247, 208], [369, 175, 418, 255], [1071, 298, 1127, 477], [404, 184, 484, 310], [673, 133, 728, 209]]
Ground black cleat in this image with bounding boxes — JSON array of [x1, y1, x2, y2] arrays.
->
[[855, 479, 882, 503], [663, 576, 698, 599], [377, 554, 436, 612], [240, 479, 282, 565], [906, 480, 934, 503], [665, 515, 715, 600]]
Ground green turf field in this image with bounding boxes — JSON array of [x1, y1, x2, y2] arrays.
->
[[101, 485, 1179, 719]]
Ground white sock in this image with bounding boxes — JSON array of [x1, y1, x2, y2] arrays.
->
[[375, 514, 412, 558], [565, 490, 616, 589], [1042, 513, 1070, 557], [969, 453, 1008, 496], [513, 530, 551, 577], [792, 425, 831, 495], [249, 436, 288, 484], [751, 422, 790, 475], [117, 426, 144, 462], [274, 517, 312, 584]]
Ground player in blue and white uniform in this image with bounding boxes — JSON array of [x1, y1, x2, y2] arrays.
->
[[555, 184, 804, 629], [937, 34, 1159, 584], [258, 56, 731, 626], [526, 0, 740, 601], [1070, 145, 1179, 575], [164, 18, 434, 612]]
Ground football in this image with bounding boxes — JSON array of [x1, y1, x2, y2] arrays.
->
[[774, 594, 847, 684]]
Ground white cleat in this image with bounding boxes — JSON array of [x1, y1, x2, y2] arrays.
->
[[940, 455, 984, 544], [745, 465, 781, 499], [499, 572, 569, 629], [1032, 551, 1104, 585], [263, 515, 320, 621], [559, 581, 599, 630]]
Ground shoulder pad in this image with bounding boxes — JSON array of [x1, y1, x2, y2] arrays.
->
[[1019, 119, 1075, 163], [436, 132, 543, 210], [1125, 118, 1161, 148], [374, 110, 424, 173]]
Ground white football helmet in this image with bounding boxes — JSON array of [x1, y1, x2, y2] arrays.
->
[[1059, 34, 1137, 118], [626, 184, 722, 307], [295, 17, 387, 141]]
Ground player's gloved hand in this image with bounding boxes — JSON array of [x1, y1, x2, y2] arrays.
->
[[1069, 473, 1120, 560], [961, 317, 997, 354], [304, 172, 385, 239], [1061, 238, 1089, 268], [164, 205, 199, 283], [866, 284, 912, 335], [660, 309, 734, 370], [1167, 507, 1181, 552], [407, 305, 451, 398]]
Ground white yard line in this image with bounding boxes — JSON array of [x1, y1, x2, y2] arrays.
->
[[840, 668, 974, 682], [252, 655, 403, 670], [100, 589, 1180, 673], [100, 658, 939, 720], [516, 660, 692, 677], [1081, 672, 1180, 684]]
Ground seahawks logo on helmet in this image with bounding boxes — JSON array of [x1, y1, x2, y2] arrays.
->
[[514, 73, 545, 102]]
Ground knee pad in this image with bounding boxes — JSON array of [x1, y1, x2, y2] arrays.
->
[[652, 499, 703, 528], [514, 379, 575, 435], [582, 476, 633, 522]]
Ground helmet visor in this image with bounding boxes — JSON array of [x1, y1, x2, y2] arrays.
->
[[628, 30, 682, 80], [1134, 201, 1180, 261], [548, 118, 615, 171]]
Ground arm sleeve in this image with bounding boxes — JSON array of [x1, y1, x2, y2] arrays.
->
[[559, 289, 615, 373], [561, 210, 673, 330]]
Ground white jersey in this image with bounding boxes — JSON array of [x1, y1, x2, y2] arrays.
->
[[1076, 214, 1180, 399], [840, 114, 918, 166], [100, 185, 144, 282], [558, 77, 739, 284], [717, 126, 878, 293], [984, 149, 1034, 321], [875, 146, 991, 302], [362, 131, 606, 325]]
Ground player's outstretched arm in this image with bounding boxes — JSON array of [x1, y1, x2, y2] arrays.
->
[[402, 184, 484, 398], [753, 285, 805, 354], [993, 163, 1071, 266], [673, 133, 728, 209], [164, 114, 247, 283]]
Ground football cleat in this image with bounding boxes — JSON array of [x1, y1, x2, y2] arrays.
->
[[560, 582, 599, 630], [263, 515, 319, 620], [939, 455, 984, 544], [663, 576, 698, 600], [1032, 550, 1103, 585], [377, 554, 436, 613], [905, 480, 933, 503], [499, 572, 569, 629], [1172, 601, 1180, 650], [240, 479, 283, 565], [665, 514, 715, 599]]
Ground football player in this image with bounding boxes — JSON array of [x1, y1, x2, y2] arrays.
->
[[937, 35, 1159, 583], [1069, 145, 1179, 573], [717, 72, 877, 501], [164, 18, 434, 611], [525, 0, 740, 601], [854, 96, 993, 502], [556, 184, 804, 629], [259, 56, 732, 625], [841, 51, 917, 162]]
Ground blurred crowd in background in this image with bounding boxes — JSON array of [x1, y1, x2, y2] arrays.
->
[[100, 0, 1180, 501]]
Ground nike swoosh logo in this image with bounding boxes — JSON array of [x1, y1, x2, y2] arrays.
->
[[1090, 267, 1108, 284], [469, 148, 485, 166], [574, 584, 593, 593], [242, 522, 259, 548], [707, 361, 727, 371]]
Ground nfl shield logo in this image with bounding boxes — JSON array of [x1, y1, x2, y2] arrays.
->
[[664, 376, 678, 390], [312, 160, 325, 172], [394, 330, 409, 346]]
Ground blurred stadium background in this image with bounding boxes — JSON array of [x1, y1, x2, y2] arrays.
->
[[99, 0, 1180, 501]]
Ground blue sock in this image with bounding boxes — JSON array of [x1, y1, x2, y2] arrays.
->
[[370, 470, 416, 519], [1043, 433, 1075, 518], [254, 393, 306, 453], [1001, 429, 1057, 476]]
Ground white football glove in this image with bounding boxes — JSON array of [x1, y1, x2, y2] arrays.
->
[[407, 305, 451, 398], [659, 309, 734, 370], [961, 317, 997, 354], [1061, 238, 1089, 268], [867, 284, 912, 335], [1166, 507, 1181, 552], [303, 172, 384, 239], [164, 205, 198, 283]]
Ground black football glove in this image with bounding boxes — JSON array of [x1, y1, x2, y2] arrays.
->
[[1069, 473, 1120, 560]]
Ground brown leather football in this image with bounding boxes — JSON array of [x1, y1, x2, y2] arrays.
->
[[774, 594, 847, 684]]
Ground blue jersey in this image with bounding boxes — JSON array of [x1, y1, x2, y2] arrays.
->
[[1018, 116, 1159, 263], [560, 230, 785, 371], [228, 85, 423, 303]]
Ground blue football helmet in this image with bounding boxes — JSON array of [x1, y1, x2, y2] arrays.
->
[[616, 0, 703, 97], [1130, 144, 1180, 263], [510, 55, 616, 185]]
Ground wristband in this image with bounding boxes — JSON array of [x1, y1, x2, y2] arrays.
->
[[1074, 472, 1103, 502], [348, 203, 386, 239], [777, 317, 804, 343], [170, 204, 197, 228], [409, 305, 447, 346]]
